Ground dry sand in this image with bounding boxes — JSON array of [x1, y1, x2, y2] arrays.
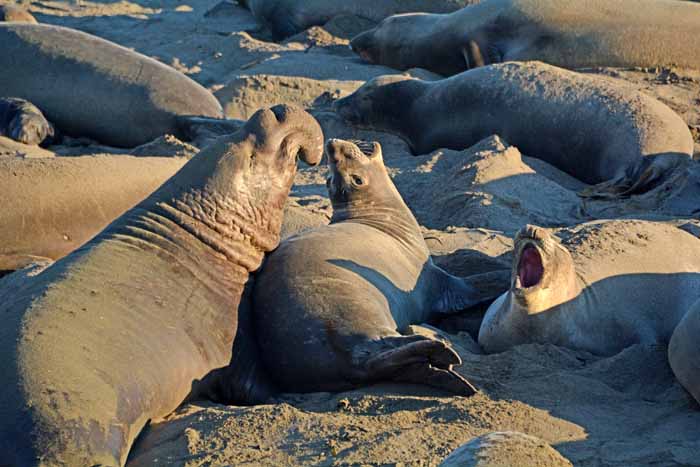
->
[[2, 0, 699, 465]]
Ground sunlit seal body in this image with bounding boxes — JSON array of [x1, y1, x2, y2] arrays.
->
[[242, 0, 476, 39], [0, 155, 189, 273], [334, 61, 693, 190], [479, 220, 700, 404], [350, 0, 700, 76], [0, 23, 223, 147], [0, 105, 323, 466], [254, 138, 508, 396]]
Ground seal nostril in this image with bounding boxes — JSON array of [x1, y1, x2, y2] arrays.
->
[[518, 245, 543, 288]]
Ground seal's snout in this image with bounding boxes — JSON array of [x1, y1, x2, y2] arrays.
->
[[350, 31, 375, 63]]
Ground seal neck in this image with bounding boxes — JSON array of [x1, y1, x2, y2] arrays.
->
[[331, 186, 428, 258], [106, 136, 286, 283]]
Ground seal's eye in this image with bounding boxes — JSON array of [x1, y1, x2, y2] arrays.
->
[[351, 175, 365, 186]]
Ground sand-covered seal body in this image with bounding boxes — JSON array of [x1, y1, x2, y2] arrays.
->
[[334, 62, 693, 187], [243, 0, 476, 39], [254, 139, 508, 396], [0, 105, 323, 466], [0, 155, 190, 273], [351, 0, 700, 76], [0, 97, 56, 146], [479, 220, 700, 403], [0, 23, 223, 147]]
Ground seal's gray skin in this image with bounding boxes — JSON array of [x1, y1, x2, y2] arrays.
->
[[0, 5, 37, 23], [334, 62, 693, 188], [0, 97, 56, 146], [0, 24, 223, 147], [254, 138, 508, 396], [479, 220, 700, 404], [0, 104, 323, 467], [350, 0, 700, 76], [0, 155, 189, 272], [242, 0, 476, 40]]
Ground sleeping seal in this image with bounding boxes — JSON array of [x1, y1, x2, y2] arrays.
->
[[350, 0, 700, 75], [0, 97, 56, 146], [0, 23, 223, 147], [334, 61, 693, 190], [479, 220, 700, 404], [242, 0, 476, 40], [253, 138, 509, 395], [0, 104, 323, 466]]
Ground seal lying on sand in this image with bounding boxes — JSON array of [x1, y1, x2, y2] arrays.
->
[[334, 62, 693, 191], [0, 97, 55, 146], [479, 220, 700, 404], [0, 105, 323, 466], [351, 0, 700, 76], [0, 155, 189, 273], [241, 0, 476, 39], [0, 5, 37, 23], [254, 138, 508, 396], [0, 23, 223, 147]]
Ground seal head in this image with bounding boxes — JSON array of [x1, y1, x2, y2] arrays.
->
[[479, 225, 579, 353]]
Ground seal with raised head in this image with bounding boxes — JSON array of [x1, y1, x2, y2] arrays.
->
[[0, 23, 223, 147], [0, 104, 323, 466], [242, 0, 476, 40], [334, 61, 693, 191], [350, 0, 700, 76], [253, 138, 508, 396], [479, 220, 700, 404], [0, 97, 55, 146]]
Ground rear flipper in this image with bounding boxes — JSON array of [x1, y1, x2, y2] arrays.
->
[[355, 334, 477, 396], [579, 153, 689, 200], [432, 267, 511, 314], [669, 299, 700, 405]]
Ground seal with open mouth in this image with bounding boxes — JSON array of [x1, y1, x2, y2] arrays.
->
[[479, 220, 700, 404]]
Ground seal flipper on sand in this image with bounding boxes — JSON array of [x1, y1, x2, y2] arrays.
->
[[432, 269, 511, 314], [354, 335, 477, 396]]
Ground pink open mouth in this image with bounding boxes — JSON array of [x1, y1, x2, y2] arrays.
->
[[517, 245, 543, 288]]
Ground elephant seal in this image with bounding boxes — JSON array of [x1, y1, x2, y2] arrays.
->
[[242, 0, 476, 40], [253, 138, 508, 396], [479, 220, 700, 404], [0, 5, 37, 23], [334, 61, 693, 190], [0, 23, 223, 147], [0, 104, 323, 466], [0, 97, 56, 146], [350, 0, 700, 76], [0, 155, 190, 273]]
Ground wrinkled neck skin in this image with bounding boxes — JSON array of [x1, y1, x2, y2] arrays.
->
[[106, 134, 286, 285], [330, 174, 428, 260]]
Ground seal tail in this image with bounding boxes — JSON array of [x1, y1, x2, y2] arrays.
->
[[579, 153, 688, 200], [357, 334, 478, 396]]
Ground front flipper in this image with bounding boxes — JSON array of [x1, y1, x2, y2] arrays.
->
[[354, 334, 477, 396], [432, 268, 511, 314]]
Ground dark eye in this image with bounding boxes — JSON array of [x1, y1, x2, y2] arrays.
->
[[351, 175, 364, 186]]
